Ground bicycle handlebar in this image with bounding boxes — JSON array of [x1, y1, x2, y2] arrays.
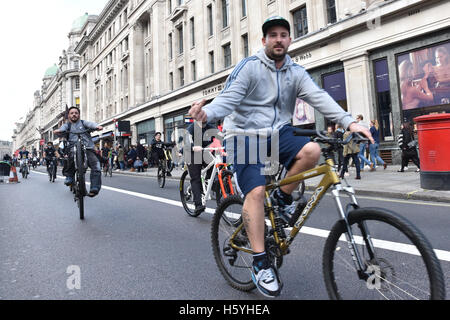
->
[[293, 128, 368, 145]]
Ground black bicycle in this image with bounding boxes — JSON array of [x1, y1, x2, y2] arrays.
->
[[47, 156, 57, 182], [67, 129, 96, 220], [157, 142, 176, 188]]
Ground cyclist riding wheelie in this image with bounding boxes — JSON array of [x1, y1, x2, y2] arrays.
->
[[189, 16, 373, 298], [151, 132, 175, 177], [54, 106, 103, 197], [43, 142, 60, 182]]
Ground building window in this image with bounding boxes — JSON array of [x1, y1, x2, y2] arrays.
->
[[179, 67, 184, 87], [241, 0, 247, 17], [169, 72, 174, 90], [326, 0, 337, 24], [168, 0, 172, 14], [190, 17, 195, 48], [293, 6, 308, 38], [322, 70, 347, 127], [222, 0, 230, 28], [209, 51, 215, 74], [168, 33, 173, 60], [177, 25, 183, 54], [242, 34, 249, 58], [207, 5, 213, 36], [223, 43, 231, 68], [374, 59, 393, 140], [75, 77, 80, 90], [191, 60, 196, 81]]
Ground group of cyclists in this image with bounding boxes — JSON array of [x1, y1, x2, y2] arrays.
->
[[18, 16, 380, 299]]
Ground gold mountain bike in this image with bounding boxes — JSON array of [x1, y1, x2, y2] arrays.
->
[[211, 129, 445, 300]]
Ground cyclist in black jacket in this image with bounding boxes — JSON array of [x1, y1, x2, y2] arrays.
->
[[43, 142, 59, 179]]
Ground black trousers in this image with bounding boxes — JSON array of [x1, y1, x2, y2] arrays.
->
[[401, 148, 420, 170], [340, 153, 361, 178], [186, 151, 213, 206], [65, 149, 102, 191]]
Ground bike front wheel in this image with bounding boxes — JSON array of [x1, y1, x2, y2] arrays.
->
[[323, 207, 446, 300], [211, 195, 256, 292], [215, 170, 238, 206]]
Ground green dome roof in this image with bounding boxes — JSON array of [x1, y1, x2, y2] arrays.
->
[[44, 64, 58, 77], [71, 13, 89, 32]]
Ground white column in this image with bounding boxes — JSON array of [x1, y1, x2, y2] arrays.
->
[[343, 52, 374, 120]]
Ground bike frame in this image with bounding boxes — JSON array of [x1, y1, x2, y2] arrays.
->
[[193, 149, 235, 205], [229, 157, 374, 277]]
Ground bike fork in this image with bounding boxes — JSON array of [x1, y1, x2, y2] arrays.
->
[[331, 184, 374, 280]]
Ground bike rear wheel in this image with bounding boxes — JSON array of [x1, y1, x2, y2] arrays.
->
[[157, 161, 166, 188], [179, 170, 200, 217], [211, 195, 256, 292], [51, 163, 56, 182], [75, 144, 87, 220], [322, 207, 446, 300]]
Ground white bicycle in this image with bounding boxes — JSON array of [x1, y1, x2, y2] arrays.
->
[[179, 147, 239, 217]]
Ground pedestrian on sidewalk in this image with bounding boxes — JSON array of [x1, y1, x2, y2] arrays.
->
[[369, 119, 387, 170], [333, 123, 345, 172], [398, 122, 420, 172], [340, 131, 361, 180], [117, 145, 125, 170], [355, 115, 374, 172]]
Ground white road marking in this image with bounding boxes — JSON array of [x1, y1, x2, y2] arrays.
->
[[32, 170, 450, 262]]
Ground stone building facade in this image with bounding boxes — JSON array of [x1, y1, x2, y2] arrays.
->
[[14, 0, 450, 163]]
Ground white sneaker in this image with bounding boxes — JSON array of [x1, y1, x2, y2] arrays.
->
[[404, 167, 409, 171], [251, 263, 281, 298]]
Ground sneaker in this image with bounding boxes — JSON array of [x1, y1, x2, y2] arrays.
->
[[416, 168, 420, 172], [64, 177, 73, 186], [271, 190, 296, 226], [167, 172, 172, 177], [383, 163, 388, 170], [88, 188, 100, 197], [194, 204, 205, 215], [251, 261, 281, 298]]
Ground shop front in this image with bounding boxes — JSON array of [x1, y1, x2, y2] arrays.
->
[[136, 118, 156, 146]]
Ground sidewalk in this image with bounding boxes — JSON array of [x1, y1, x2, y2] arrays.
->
[[113, 164, 450, 204]]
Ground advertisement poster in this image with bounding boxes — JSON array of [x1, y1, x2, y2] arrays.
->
[[397, 41, 450, 111], [293, 98, 315, 126]]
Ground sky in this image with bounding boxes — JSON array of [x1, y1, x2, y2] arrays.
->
[[0, 0, 108, 142]]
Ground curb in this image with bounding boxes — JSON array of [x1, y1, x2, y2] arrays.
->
[[115, 170, 450, 204], [304, 185, 450, 204]]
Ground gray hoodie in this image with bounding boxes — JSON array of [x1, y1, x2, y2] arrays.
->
[[59, 120, 99, 150], [203, 49, 355, 136]]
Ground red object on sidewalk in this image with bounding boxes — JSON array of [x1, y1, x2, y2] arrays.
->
[[414, 113, 450, 190]]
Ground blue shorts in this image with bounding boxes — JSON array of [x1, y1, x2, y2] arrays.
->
[[226, 125, 310, 196]]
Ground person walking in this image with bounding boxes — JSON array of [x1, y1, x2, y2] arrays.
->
[[340, 131, 362, 180], [398, 122, 420, 172], [333, 123, 345, 172], [369, 119, 387, 170], [355, 115, 374, 171], [117, 145, 125, 170]]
